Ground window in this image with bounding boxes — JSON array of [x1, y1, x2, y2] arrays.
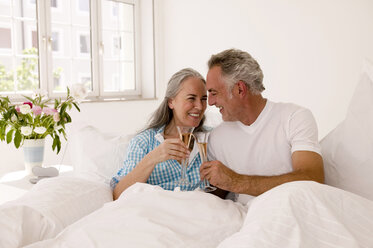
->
[[0, 1, 38, 93], [31, 30, 38, 48], [51, 0, 58, 8], [0, 0, 156, 100], [79, 34, 90, 54], [78, 0, 89, 12], [0, 27, 11, 49], [51, 31, 60, 52]]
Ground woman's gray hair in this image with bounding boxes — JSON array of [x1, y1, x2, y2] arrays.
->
[[145, 68, 206, 132], [208, 48, 265, 95]]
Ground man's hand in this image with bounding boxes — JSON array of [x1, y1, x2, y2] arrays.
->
[[200, 160, 239, 192], [200, 151, 324, 197]]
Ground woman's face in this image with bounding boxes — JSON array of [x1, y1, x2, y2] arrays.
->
[[168, 77, 207, 128]]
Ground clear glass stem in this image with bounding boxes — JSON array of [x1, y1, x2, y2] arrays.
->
[[204, 178, 211, 187], [180, 159, 188, 190]]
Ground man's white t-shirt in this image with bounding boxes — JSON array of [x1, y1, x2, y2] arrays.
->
[[207, 100, 321, 204]]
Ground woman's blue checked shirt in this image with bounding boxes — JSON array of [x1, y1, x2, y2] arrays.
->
[[110, 126, 202, 191]]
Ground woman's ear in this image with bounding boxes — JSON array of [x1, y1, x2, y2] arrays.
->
[[168, 98, 174, 109]]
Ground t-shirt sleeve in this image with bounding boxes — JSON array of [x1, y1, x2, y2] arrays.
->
[[287, 108, 321, 155], [110, 134, 149, 190]]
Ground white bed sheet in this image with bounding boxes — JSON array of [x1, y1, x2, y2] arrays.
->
[[0, 176, 112, 248], [25, 183, 247, 248], [4, 180, 373, 248], [218, 181, 373, 248]]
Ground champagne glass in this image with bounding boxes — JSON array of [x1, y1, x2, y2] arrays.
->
[[195, 131, 216, 192], [176, 126, 195, 191]]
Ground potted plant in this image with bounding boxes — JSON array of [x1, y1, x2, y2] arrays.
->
[[0, 86, 86, 173]]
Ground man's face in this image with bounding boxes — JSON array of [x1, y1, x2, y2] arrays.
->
[[206, 66, 239, 121]]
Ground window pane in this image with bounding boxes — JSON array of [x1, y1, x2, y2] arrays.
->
[[0, 1, 39, 94], [15, 20, 38, 55], [0, 56, 14, 92], [14, 0, 37, 19], [103, 60, 135, 92], [122, 61, 135, 90], [51, 0, 58, 8], [0, 27, 12, 49], [78, 0, 89, 12], [51, 0, 89, 26], [15, 55, 39, 92], [50, 0, 92, 93], [102, 1, 133, 32], [103, 60, 120, 92], [75, 29, 90, 56], [0, 1, 11, 16], [74, 59, 91, 90], [51, 31, 61, 52], [101, 0, 135, 92], [52, 58, 71, 91]]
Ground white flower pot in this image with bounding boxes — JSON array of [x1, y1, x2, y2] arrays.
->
[[23, 139, 45, 174]]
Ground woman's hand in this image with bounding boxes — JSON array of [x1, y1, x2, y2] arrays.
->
[[149, 138, 190, 164]]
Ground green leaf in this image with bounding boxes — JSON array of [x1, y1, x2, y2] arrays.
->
[[60, 103, 67, 114], [65, 113, 71, 123], [14, 130, 22, 148], [60, 128, 67, 140], [56, 136, 61, 154], [6, 129, 14, 144], [72, 102, 81, 112], [23, 95, 34, 102], [0, 122, 6, 140], [26, 114, 33, 124], [52, 136, 57, 151]]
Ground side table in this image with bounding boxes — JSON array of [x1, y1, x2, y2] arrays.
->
[[0, 164, 73, 205]]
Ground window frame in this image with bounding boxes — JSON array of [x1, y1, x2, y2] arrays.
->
[[95, 0, 142, 98], [0, 0, 156, 102]]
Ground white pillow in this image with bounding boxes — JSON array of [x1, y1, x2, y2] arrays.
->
[[320, 59, 373, 200], [0, 176, 112, 248], [69, 125, 133, 183]]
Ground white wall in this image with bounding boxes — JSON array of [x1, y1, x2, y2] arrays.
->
[[1, 0, 373, 174], [160, 0, 373, 137]]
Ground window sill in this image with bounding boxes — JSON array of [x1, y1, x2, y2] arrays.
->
[[82, 96, 158, 103]]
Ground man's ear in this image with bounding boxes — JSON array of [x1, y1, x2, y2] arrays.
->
[[237, 81, 248, 97]]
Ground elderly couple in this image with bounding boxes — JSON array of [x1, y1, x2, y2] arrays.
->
[[110, 48, 324, 204]]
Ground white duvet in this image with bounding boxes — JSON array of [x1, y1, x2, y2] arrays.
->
[[2, 180, 373, 248], [219, 181, 373, 248], [25, 183, 247, 248]]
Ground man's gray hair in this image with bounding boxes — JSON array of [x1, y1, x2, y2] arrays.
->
[[145, 68, 206, 132], [208, 48, 265, 95]]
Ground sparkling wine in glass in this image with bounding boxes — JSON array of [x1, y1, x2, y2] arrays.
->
[[195, 131, 216, 192], [176, 126, 195, 191]]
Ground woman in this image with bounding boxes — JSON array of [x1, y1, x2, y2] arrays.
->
[[111, 68, 207, 200]]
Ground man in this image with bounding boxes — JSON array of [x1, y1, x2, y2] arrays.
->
[[200, 49, 324, 203]]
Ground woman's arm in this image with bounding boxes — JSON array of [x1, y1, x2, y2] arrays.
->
[[113, 138, 190, 200]]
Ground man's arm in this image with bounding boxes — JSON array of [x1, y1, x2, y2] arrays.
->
[[200, 150, 324, 196]]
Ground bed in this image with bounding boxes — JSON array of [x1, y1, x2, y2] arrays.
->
[[1, 60, 373, 248]]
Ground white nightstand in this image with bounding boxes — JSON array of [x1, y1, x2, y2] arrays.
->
[[0, 164, 73, 205]]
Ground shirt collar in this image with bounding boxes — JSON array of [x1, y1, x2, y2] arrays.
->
[[154, 125, 165, 143]]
